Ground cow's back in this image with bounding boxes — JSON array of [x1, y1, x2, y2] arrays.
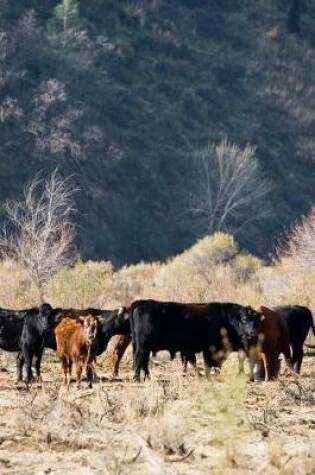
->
[[130, 300, 250, 353]]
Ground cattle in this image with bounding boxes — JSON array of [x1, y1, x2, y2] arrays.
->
[[0, 303, 55, 383], [102, 299, 262, 382], [55, 315, 101, 388], [246, 306, 292, 381], [273, 305, 315, 373]]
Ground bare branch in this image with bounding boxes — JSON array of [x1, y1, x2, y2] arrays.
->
[[0, 170, 77, 302], [276, 207, 315, 268], [188, 139, 273, 237]]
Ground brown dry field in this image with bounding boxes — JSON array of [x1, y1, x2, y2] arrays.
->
[[0, 348, 314, 475]]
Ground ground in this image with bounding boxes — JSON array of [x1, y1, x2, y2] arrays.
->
[[0, 350, 314, 475]]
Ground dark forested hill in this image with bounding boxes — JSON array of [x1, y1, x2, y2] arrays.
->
[[0, 0, 314, 265]]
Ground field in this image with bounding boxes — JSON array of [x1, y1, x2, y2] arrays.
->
[[0, 349, 314, 475], [0, 232, 314, 474]]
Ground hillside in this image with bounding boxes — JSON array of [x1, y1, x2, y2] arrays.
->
[[0, 0, 314, 265]]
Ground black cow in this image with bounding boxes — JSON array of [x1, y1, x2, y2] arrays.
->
[[17, 303, 57, 382], [273, 305, 315, 373], [0, 303, 56, 383], [104, 299, 262, 381]]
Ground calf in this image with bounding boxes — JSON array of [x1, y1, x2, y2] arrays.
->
[[47, 307, 104, 350], [247, 306, 292, 381], [55, 315, 100, 388], [273, 305, 315, 373]]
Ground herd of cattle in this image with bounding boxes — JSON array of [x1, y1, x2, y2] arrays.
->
[[0, 300, 314, 388]]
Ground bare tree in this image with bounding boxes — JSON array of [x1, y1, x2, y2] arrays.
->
[[0, 170, 77, 302], [277, 207, 315, 268], [188, 139, 273, 238]]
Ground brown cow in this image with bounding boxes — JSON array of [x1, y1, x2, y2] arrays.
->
[[247, 305, 292, 381], [55, 315, 100, 388]]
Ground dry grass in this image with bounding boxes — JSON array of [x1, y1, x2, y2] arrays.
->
[[0, 352, 314, 474]]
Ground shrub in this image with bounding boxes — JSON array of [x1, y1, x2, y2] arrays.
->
[[46, 260, 114, 308]]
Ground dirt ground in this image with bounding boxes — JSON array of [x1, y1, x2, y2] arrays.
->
[[0, 350, 314, 475]]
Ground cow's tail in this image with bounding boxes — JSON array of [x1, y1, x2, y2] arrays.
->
[[311, 314, 315, 338]]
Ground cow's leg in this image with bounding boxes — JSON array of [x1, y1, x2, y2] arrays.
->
[[133, 349, 150, 382], [247, 355, 256, 382], [181, 352, 197, 375], [16, 352, 24, 383], [24, 347, 34, 383], [90, 357, 97, 379], [260, 353, 269, 381], [86, 363, 93, 388], [144, 356, 151, 381], [291, 345, 303, 373], [181, 352, 188, 374], [203, 350, 220, 379], [60, 357, 69, 386], [34, 348, 44, 382], [247, 345, 260, 382], [68, 359, 73, 380], [262, 343, 281, 381], [238, 350, 246, 374], [75, 359, 83, 388], [112, 338, 130, 378]]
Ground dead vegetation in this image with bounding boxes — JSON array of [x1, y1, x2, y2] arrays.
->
[[0, 352, 314, 474]]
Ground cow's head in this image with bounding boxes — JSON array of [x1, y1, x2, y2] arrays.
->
[[100, 306, 130, 336], [80, 315, 99, 344], [39, 303, 54, 332], [228, 305, 262, 349]]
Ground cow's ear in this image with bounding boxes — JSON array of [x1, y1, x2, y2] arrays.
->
[[118, 307, 129, 320], [78, 316, 85, 323]]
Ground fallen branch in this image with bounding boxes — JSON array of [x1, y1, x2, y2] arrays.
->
[[165, 449, 194, 462]]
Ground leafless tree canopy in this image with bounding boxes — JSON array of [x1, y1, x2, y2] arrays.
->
[[189, 139, 273, 237], [0, 170, 77, 301], [277, 207, 315, 268]]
